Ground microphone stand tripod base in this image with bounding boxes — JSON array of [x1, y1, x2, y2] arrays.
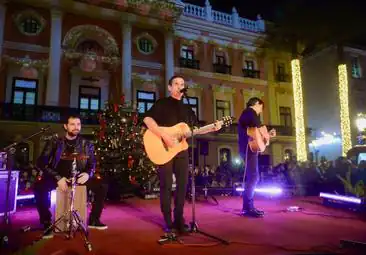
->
[[189, 221, 230, 245], [181, 92, 229, 247]]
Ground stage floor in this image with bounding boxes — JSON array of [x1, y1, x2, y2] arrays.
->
[[2, 196, 366, 255]]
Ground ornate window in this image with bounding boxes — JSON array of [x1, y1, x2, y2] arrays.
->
[[13, 10, 46, 36], [216, 100, 231, 120], [136, 90, 155, 114], [135, 33, 158, 55], [12, 78, 38, 105], [183, 96, 199, 120], [279, 106, 292, 127], [79, 86, 101, 111]]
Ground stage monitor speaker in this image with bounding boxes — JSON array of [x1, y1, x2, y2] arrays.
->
[[200, 140, 209, 156], [0, 170, 19, 216]]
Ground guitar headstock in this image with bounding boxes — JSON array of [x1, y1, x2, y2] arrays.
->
[[220, 116, 235, 127]]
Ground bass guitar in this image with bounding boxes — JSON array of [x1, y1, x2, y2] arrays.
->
[[143, 116, 234, 165]]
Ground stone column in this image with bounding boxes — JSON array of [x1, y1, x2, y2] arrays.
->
[[0, 1, 7, 69], [164, 28, 174, 96], [122, 22, 132, 103], [46, 9, 62, 106]]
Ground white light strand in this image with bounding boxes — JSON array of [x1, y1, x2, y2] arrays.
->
[[291, 59, 307, 162], [338, 64, 352, 156]]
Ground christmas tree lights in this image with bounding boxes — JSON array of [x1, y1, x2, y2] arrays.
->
[[93, 97, 156, 194]]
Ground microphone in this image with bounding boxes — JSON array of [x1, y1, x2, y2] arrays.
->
[[41, 125, 51, 132], [180, 87, 188, 93], [41, 133, 58, 141]]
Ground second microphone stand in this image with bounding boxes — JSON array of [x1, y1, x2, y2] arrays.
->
[[1, 125, 51, 250], [182, 92, 229, 245]]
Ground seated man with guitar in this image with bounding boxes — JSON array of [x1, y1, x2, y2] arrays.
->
[[143, 75, 224, 235], [238, 97, 276, 218]]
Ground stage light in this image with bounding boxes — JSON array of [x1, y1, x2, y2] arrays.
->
[[310, 132, 341, 147], [233, 157, 242, 165], [235, 187, 283, 195], [356, 113, 366, 132], [319, 192, 362, 204], [291, 59, 307, 162], [17, 190, 57, 206], [51, 190, 57, 206], [338, 64, 352, 156], [16, 194, 35, 200]]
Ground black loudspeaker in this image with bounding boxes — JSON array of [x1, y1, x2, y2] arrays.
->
[[0, 170, 19, 216], [259, 154, 271, 166], [200, 140, 209, 156]]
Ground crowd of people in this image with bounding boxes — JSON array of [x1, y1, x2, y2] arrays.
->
[[167, 155, 366, 199]]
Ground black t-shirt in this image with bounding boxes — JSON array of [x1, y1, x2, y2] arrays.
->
[[55, 138, 77, 179], [144, 96, 198, 127], [237, 107, 262, 156]]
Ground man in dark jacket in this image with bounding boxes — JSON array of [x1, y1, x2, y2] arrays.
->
[[34, 115, 108, 238], [238, 97, 275, 217]]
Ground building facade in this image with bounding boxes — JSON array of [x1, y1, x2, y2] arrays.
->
[[0, 0, 296, 170], [302, 45, 366, 160]]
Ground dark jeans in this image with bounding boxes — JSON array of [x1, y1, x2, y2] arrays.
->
[[241, 148, 259, 210], [34, 176, 108, 225], [158, 151, 189, 228]]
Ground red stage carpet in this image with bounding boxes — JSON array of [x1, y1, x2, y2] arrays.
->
[[2, 196, 366, 255]]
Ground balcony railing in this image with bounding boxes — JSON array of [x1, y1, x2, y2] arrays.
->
[[242, 69, 260, 79], [218, 123, 312, 137], [213, 64, 232, 75], [179, 57, 200, 70], [275, 73, 291, 82], [0, 103, 99, 125], [183, 2, 265, 33]]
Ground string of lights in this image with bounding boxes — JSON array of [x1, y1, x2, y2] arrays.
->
[[291, 59, 307, 162], [337, 64, 352, 156]]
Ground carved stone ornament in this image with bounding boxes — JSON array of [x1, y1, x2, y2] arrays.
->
[[134, 32, 158, 55], [62, 25, 120, 66], [213, 84, 236, 94], [13, 9, 46, 36]]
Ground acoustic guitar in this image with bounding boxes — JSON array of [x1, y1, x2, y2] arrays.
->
[[143, 116, 234, 165], [247, 126, 276, 153]]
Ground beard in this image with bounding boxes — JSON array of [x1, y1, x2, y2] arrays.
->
[[67, 130, 79, 137]]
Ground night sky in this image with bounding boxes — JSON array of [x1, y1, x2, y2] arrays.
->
[[182, 0, 366, 47], [182, 0, 288, 21]]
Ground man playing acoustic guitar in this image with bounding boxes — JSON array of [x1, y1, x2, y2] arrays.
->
[[143, 75, 222, 235], [238, 97, 276, 218]]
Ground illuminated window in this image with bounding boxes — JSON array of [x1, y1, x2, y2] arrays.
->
[[351, 57, 362, 78], [79, 86, 100, 111], [183, 96, 199, 120], [136, 90, 155, 114], [12, 78, 38, 105], [216, 100, 231, 120]]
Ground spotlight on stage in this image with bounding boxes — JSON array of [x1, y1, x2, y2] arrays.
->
[[235, 186, 283, 196], [319, 192, 364, 211], [17, 191, 57, 206]]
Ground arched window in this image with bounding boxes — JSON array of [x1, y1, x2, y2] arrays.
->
[[219, 148, 231, 165]]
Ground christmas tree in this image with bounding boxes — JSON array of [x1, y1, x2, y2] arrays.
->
[[93, 97, 156, 198]]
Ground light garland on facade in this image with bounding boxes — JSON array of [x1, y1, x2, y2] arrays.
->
[[291, 59, 307, 162], [338, 64, 352, 156]]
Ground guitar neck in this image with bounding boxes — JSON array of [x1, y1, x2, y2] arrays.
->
[[186, 121, 221, 138]]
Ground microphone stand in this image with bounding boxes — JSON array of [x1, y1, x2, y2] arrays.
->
[[0, 125, 51, 250], [181, 92, 229, 245]]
